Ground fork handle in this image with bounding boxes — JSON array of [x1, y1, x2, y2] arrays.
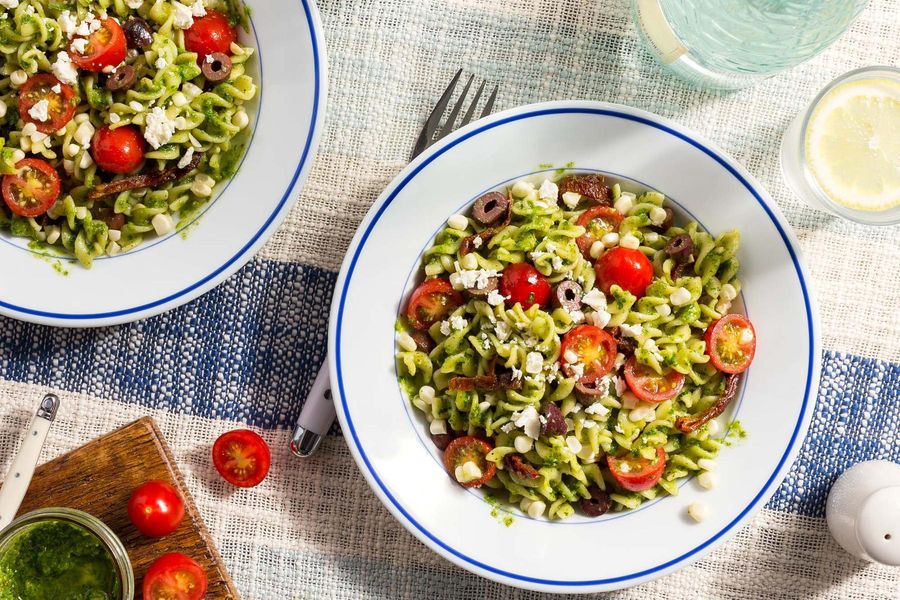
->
[[290, 361, 335, 457]]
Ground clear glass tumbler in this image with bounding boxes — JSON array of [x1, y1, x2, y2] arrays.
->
[[780, 66, 900, 226], [633, 0, 870, 90]]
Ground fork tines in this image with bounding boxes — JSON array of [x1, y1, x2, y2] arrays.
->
[[412, 69, 499, 160]]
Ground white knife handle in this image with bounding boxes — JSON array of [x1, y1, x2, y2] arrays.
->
[[0, 394, 59, 530]]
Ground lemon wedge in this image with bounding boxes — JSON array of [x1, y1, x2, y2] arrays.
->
[[805, 78, 900, 212]]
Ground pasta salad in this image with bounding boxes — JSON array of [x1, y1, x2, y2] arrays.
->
[[0, 0, 257, 267], [395, 171, 757, 520]]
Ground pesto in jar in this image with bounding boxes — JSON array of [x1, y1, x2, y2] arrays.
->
[[0, 519, 121, 600]]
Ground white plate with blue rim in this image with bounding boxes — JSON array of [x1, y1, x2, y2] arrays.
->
[[0, 0, 327, 327], [330, 101, 821, 593]]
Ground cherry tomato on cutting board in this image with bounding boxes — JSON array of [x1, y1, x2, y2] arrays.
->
[[406, 278, 464, 330], [499, 262, 551, 309], [92, 125, 146, 174], [184, 11, 237, 58], [443, 436, 496, 488], [576, 206, 622, 257], [2, 159, 61, 218], [705, 313, 757, 374], [212, 429, 271, 487], [623, 355, 685, 404], [70, 17, 127, 72], [127, 480, 185, 538], [607, 447, 666, 492], [594, 246, 654, 298], [559, 325, 617, 383], [17, 74, 77, 134], [143, 553, 208, 600]]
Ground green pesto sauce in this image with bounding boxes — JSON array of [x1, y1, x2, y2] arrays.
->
[[0, 520, 121, 600], [27, 241, 71, 276], [723, 420, 747, 446]]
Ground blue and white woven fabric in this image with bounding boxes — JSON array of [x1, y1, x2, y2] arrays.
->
[[1, 1, 898, 598]]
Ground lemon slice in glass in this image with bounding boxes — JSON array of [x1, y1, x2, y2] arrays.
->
[[804, 78, 900, 212]]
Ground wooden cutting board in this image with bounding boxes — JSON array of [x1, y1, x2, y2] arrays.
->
[[11, 417, 239, 599]]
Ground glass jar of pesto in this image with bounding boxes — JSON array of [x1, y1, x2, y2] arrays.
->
[[0, 508, 134, 600]]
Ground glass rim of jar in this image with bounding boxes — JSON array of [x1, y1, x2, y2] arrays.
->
[[796, 65, 900, 226], [0, 507, 135, 600]]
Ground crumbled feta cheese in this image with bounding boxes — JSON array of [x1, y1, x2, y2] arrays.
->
[[510, 366, 523, 381], [155, 57, 168, 69], [494, 321, 511, 341], [447, 213, 468, 231], [191, 0, 207, 17], [581, 288, 607, 311], [619, 323, 643, 338], [589, 310, 611, 329], [449, 314, 467, 331], [439, 321, 451, 336], [512, 405, 541, 439], [143, 107, 176, 149], [50, 84, 62, 95], [71, 37, 89, 55], [52, 52, 79, 85], [619, 233, 640, 250], [429, 419, 447, 435], [486, 290, 506, 306], [513, 435, 533, 454], [27, 99, 50, 122], [584, 402, 609, 416], [177, 147, 195, 169], [525, 351, 544, 374], [472, 236, 482, 249], [58, 10, 78, 36], [649, 206, 668, 226], [568, 362, 585, 380], [739, 326, 754, 345], [172, 2, 194, 29], [73, 14, 102, 37], [614, 375, 626, 396], [455, 266, 499, 291], [561, 191, 581, 209], [670, 287, 692, 307], [551, 256, 563, 271], [500, 422, 516, 434], [688, 502, 709, 523], [567, 309, 584, 323], [538, 179, 558, 202]]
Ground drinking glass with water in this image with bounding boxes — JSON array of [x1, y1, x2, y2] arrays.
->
[[633, 0, 870, 90]]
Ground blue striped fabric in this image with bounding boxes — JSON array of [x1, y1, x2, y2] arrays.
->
[[0, 259, 897, 520]]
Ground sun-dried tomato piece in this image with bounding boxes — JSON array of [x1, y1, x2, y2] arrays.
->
[[448, 373, 523, 392], [87, 152, 202, 199], [558, 174, 611, 205], [505, 453, 540, 480], [675, 374, 740, 433]]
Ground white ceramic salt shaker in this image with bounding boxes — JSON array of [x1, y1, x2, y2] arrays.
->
[[826, 460, 900, 566]]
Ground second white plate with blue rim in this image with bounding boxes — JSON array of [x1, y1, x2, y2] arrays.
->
[[0, 0, 328, 327], [330, 100, 820, 593]]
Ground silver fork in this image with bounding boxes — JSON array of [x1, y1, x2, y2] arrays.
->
[[291, 71, 500, 458], [411, 69, 499, 160]]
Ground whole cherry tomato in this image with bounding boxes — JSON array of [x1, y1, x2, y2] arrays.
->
[[594, 246, 654, 298], [127, 480, 185, 538], [499, 262, 551, 309], [92, 125, 146, 174]]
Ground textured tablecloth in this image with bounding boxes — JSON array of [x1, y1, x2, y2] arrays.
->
[[1, 1, 899, 598]]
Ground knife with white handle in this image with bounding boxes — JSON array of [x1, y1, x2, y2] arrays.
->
[[290, 363, 335, 457], [0, 393, 60, 530]]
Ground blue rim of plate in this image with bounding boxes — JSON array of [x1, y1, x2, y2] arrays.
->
[[0, 0, 325, 322], [335, 105, 817, 588]]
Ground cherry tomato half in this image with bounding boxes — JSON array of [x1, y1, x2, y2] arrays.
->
[[127, 480, 185, 538], [2, 159, 61, 218], [92, 125, 146, 174], [499, 262, 551, 309], [212, 429, 271, 488], [184, 11, 237, 58], [406, 278, 464, 330], [623, 355, 685, 404], [559, 325, 617, 383], [70, 17, 127, 72], [705, 314, 756, 374], [143, 553, 208, 600], [17, 74, 77, 134], [576, 206, 623, 257], [443, 436, 496, 488], [594, 246, 654, 298], [607, 447, 667, 492]]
